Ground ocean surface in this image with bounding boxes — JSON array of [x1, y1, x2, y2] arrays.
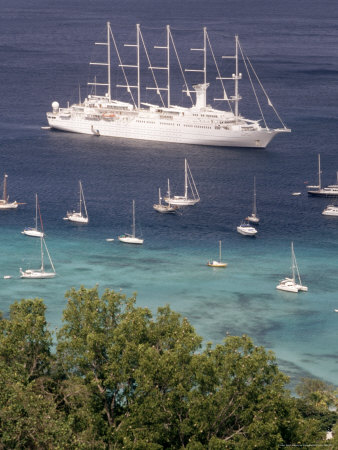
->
[[0, 0, 337, 387]]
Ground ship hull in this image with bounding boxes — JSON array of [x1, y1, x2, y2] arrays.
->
[[47, 116, 281, 148]]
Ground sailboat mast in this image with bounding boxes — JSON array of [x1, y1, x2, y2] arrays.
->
[[3, 174, 7, 202], [132, 200, 136, 238], [35, 193, 38, 229], [40, 236, 44, 271], [107, 22, 111, 101], [184, 159, 188, 199], [137, 24, 140, 109], [167, 25, 170, 107], [79, 181, 82, 215], [253, 176, 257, 215], [234, 35, 239, 120], [219, 240, 222, 262], [291, 242, 296, 282], [318, 154, 321, 189]]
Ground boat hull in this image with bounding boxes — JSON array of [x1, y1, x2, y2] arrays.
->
[[0, 201, 18, 209], [153, 204, 178, 213], [276, 282, 298, 293], [308, 190, 338, 197], [118, 235, 144, 245], [47, 115, 284, 148], [64, 213, 89, 223], [237, 226, 257, 236], [20, 269, 56, 279], [207, 261, 227, 268], [22, 229, 44, 238]]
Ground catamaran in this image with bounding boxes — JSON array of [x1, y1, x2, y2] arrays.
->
[[276, 242, 308, 293], [64, 180, 89, 223], [22, 193, 44, 237], [20, 236, 56, 279], [0, 174, 18, 209], [164, 159, 199, 206], [118, 200, 144, 244], [207, 240, 227, 268], [46, 23, 290, 148], [246, 176, 259, 223]]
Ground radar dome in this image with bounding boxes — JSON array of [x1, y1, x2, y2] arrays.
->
[[52, 101, 59, 111]]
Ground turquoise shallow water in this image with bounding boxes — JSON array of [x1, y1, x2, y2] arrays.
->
[[1, 0, 338, 387], [0, 138, 337, 387]]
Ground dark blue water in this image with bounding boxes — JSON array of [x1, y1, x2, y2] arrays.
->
[[0, 0, 337, 386]]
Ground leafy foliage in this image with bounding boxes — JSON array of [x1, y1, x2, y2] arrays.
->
[[0, 288, 334, 448]]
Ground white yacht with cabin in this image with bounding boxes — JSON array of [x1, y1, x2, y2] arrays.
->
[[46, 23, 290, 148], [237, 221, 257, 236], [322, 205, 338, 216]]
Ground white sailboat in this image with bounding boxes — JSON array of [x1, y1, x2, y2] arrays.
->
[[0, 174, 18, 209], [20, 237, 56, 279], [64, 180, 89, 223], [307, 154, 338, 197], [276, 242, 308, 293], [22, 193, 44, 237], [207, 241, 227, 268], [246, 176, 259, 223], [118, 200, 144, 244], [153, 182, 179, 213], [164, 159, 200, 206]]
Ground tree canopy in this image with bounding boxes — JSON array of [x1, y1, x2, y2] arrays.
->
[[0, 287, 336, 448]]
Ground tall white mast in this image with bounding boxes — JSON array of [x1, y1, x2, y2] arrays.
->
[[3, 174, 7, 202], [119, 24, 141, 108], [167, 25, 170, 107], [107, 22, 111, 100], [253, 176, 257, 216], [184, 159, 188, 200], [234, 35, 239, 119], [40, 236, 44, 271], [88, 21, 111, 100], [318, 154, 321, 189], [132, 200, 136, 238], [35, 193, 38, 229], [185, 26, 207, 85], [149, 25, 171, 107]]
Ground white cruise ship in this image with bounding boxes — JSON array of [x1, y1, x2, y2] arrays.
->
[[46, 23, 290, 148]]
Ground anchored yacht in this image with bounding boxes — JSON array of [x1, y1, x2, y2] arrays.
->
[[46, 23, 290, 148]]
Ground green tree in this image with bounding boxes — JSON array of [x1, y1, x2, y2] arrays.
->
[[295, 377, 338, 435], [0, 298, 52, 379]]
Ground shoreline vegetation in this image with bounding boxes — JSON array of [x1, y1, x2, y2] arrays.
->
[[0, 286, 336, 448]]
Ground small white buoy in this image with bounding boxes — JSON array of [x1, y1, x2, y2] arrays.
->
[[3, 275, 12, 279], [292, 192, 301, 196], [106, 238, 115, 242]]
